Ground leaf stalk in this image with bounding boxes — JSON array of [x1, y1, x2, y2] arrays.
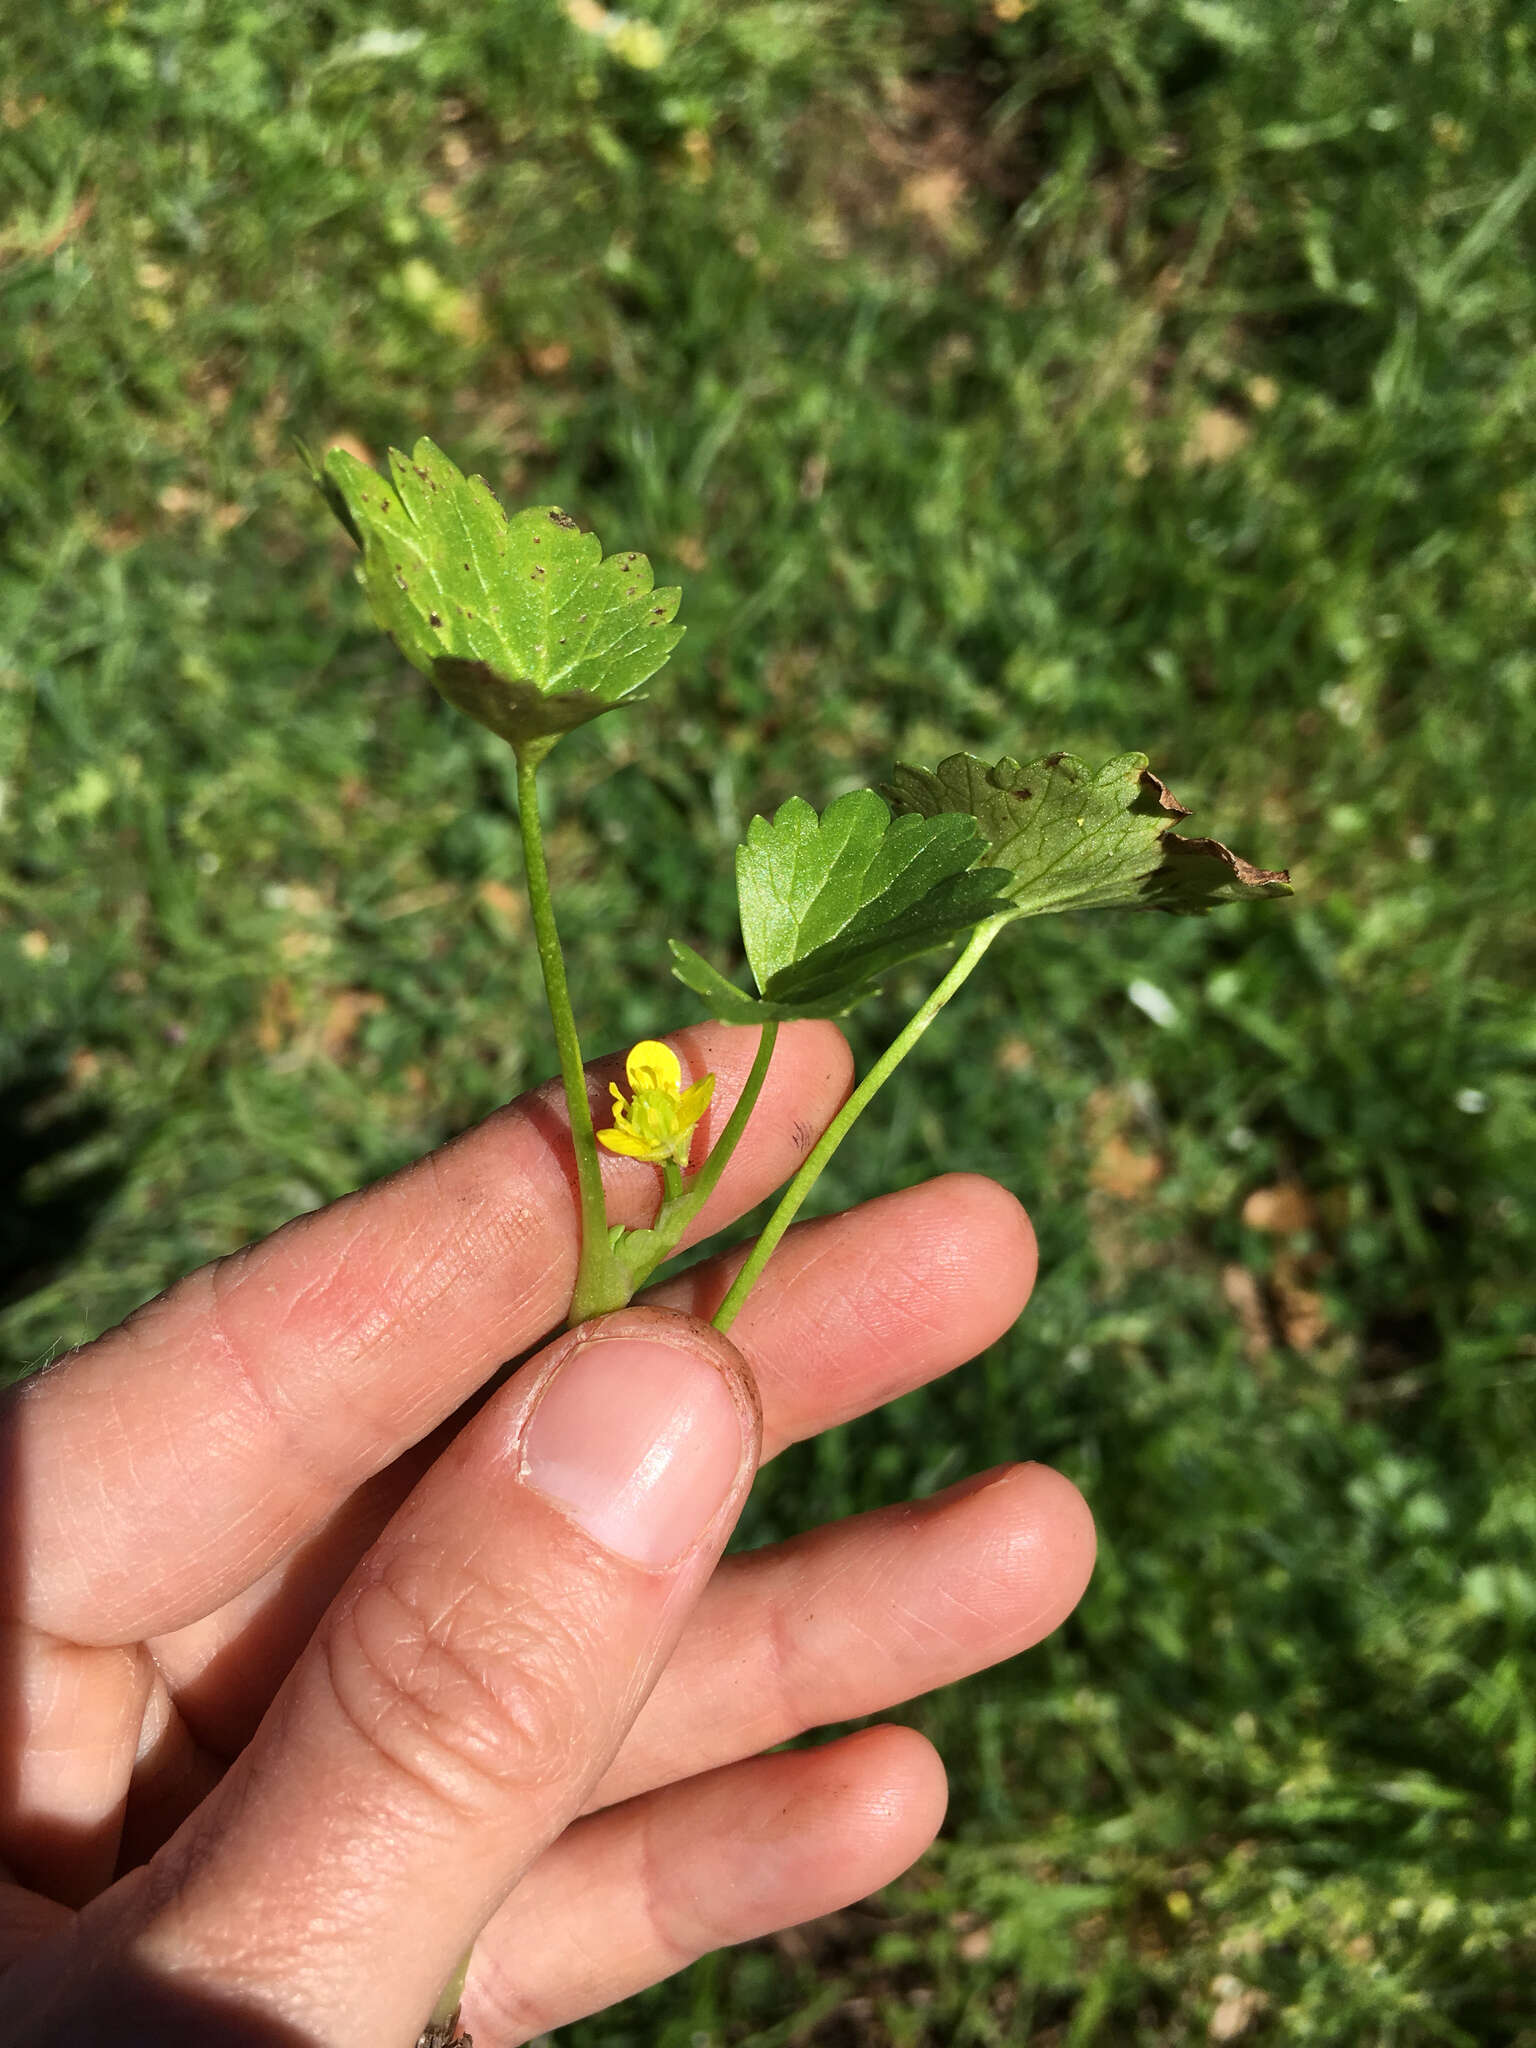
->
[[514, 752, 630, 1324], [711, 918, 1008, 1333]]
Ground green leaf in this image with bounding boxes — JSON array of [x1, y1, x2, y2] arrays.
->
[[670, 789, 1011, 1021], [884, 751, 1291, 918], [319, 438, 683, 749]]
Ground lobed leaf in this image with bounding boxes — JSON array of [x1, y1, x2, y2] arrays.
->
[[670, 789, 1010, 1021], [885, 751, 1290, 919], [319, 438, 683, 748]]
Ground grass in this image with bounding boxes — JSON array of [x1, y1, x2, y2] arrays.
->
[[3, 0, 1534, 2040]]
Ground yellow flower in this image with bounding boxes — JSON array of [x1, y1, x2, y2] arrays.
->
[[598, 1040, 715, 1168]]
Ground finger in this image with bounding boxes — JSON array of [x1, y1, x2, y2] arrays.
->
[[0, 1877, 72, 1975], [589, 1461, 1095, 1813], [648, 1170, 1038, 1458], [146, 1174, 1037, 1760], [0, 1623, 150, 1906], [101, 1310, 761, 2048], [115, 1673, 222, 1878], [132, 1462, 1086, 1893], [6, 1021, 849, 1644], [466, 1727, 948, 2044]]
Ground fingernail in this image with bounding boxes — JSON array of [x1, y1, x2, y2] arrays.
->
[[519, 1337, 749, 1567]]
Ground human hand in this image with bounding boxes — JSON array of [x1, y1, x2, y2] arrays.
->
[[0, 1022, 1094, 2046]]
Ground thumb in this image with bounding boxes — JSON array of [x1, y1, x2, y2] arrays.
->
[[51, 1309, 760, 2048]]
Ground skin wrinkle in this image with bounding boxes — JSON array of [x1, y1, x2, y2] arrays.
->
[[753, 1558, 811, 1767], [210, 1167, 525, 1486], [633, 1786, 700, 1977], [766, 1204, 984, 1362], [77, 1269, 331, 1640], [321, 1579, 554, 1824], [473, 1768, 745, 2043], [23, 1369, 274, 1650], [325, 1536, 609, 1819]]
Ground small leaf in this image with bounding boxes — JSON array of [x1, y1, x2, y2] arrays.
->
[[320, 438, 683, 747], [670, 789, 1010, 1021], [885, 751, 1290, 918], [669, 941, 776, 1024]]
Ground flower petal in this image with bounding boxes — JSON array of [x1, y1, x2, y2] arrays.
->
[[677, 1073, 717, 1126], [597, 1127, 665, 1161], [625, 1039, 682, 1093]]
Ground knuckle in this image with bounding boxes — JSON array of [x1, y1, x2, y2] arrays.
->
[[321, 1552, 597, 1822]]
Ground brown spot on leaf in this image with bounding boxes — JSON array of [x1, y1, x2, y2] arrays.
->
[[548, 509, 580, 530]]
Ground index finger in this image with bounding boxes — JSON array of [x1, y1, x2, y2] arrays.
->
[[1, 1022, 851, 1644]]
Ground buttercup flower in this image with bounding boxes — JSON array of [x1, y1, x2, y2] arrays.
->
[[598, 1039, 715, 1169]]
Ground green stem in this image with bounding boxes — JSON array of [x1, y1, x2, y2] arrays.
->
[[679, 1019, 779, 1220], [418, 1946, 471, 2046], [712, 921, 1006, 1334], [514, 752, 623, 1323]]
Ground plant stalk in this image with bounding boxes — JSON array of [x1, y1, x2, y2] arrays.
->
[[514, 751, 625, 1323], [712, 921, 1006, 1333], [673, 1019, 779, 1226], [416, 1945, 472, 2047]]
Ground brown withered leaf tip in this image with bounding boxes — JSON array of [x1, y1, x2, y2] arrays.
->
[[1159, 834, 1291, 889], [1138, 766, 1193, 819]]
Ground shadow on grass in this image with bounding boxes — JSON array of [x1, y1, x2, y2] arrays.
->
[[0, 1040, 125, 1385]]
